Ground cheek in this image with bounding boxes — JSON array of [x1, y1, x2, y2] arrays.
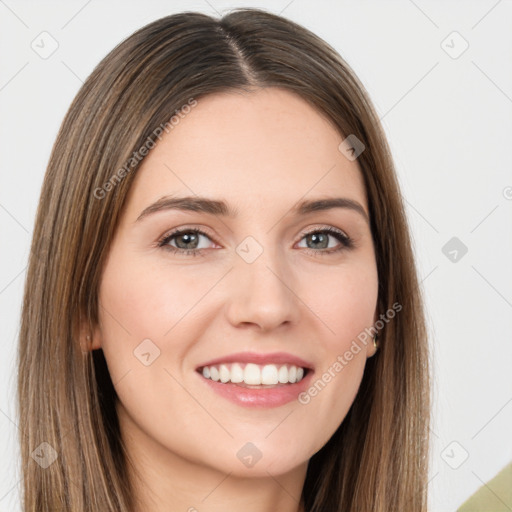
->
[[96, 252, 203, 429], [96, 249, 220, 392], [308, 258, 379, 351], [98, 250, 210, 342], [294, 258, 377, 443]]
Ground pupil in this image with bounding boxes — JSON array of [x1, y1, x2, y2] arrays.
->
[[177, 232, 198, 249], [174, 232, 330, 251], [309, 233, 328, 249]]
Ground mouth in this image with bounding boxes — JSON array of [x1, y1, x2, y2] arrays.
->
[[197, 362, 310, 387], [195, 352, 314, 408]]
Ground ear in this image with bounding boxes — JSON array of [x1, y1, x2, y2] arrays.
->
[[366, 311, 379, 358], [79, 322, 102, 353]]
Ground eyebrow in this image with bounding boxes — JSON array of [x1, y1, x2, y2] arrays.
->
[[135, 195, 369, 224]]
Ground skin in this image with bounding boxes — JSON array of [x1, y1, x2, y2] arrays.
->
[[86, 87, 379, 512]]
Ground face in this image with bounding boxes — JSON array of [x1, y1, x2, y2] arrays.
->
[[89, 88, 379, 480]]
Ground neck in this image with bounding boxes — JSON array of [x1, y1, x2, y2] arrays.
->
[[130, 450, 308, 512]]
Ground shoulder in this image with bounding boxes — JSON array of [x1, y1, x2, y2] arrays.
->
[[457, 461, 512, 511]]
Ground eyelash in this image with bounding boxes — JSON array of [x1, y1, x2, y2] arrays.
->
[[157, 226, 354, 258]]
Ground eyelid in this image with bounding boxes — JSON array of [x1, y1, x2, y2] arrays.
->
[[297, 225, 354, 252], [299, 224, 349, 238], [156, 224, 357, 257], [157, 223, 351, 247], [157, 224, 218, 245]]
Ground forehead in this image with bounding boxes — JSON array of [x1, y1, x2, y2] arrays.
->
[[125, 87, 367, 219]]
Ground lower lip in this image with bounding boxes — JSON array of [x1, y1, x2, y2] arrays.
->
[[198, 370, 314, 408]]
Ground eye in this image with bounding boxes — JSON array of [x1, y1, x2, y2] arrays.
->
[[157, 226, 354, 257], [157, 228, 215, 257], [296, 227, 354, 256]]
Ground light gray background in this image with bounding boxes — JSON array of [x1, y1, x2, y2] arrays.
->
[[1, 1, 511, 510]]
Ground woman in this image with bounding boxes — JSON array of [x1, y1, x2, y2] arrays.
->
[[18, 8, 430, 511]]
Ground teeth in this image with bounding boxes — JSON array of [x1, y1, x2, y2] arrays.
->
[[261, 364, 278, 385], [200, 363, 307, 385], [244, 363, 261, 385], [210, 366, 220, 382], [230, 363, 244, 383], [278, 365, 288, 383], [219, 364, 230, 383]]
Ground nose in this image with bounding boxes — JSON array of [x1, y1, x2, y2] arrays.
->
[[224, 244, 301, 332]]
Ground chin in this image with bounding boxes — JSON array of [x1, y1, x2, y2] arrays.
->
[[201, 439, 311, 478], [216, 456, 307, 479]]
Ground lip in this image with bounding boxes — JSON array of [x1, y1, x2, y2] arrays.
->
[[195, 351, 315, 408], [198, 370, 314, 408], [196, 351, 314, 371]]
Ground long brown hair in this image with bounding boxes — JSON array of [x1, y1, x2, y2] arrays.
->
[[18, 8, 430, 511]]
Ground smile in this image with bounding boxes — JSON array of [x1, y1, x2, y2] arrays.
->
[[199, 362, 307, 386]]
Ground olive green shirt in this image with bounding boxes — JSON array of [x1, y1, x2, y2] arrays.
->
[[457, 461, 512, 511]]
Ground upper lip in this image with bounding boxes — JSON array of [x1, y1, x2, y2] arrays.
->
[[196, 351, 314, 370]]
